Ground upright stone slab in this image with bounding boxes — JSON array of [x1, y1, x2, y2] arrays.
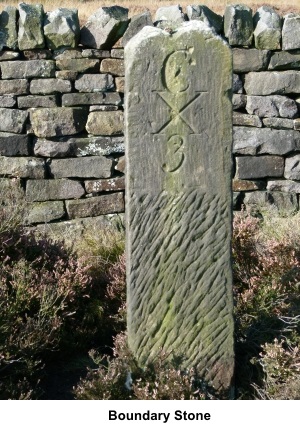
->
[[125, 22, 234, 393]]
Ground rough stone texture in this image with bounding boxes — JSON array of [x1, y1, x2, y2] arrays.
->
[[295, 119, 300, 130], [233, 94, 247, 110], [33, 138, 74, 158], [233, 127, 300, 155], [75, 74, 114, 92], [246, 95, 298, 118], [56, 58, 99, 73], [155, 5, 186, 24], [82, 49, 111, 58], [30, 107, 87, 138], [267, 180, 300, 193], [263, 117, 295, 129], [72, 136, 124, 156], [111, 48, 124, 58], [0, 108, 28, 134], [243, 191, 298, 215], [0, 95, 16, 108], [62, 92, 121, 107], [25, 200, 65, 224], [122, 11, 153, 46], [80, 6, 129, 49], [186, 5, 223, 34], [269, 50, 300, 70], [44, 8, 80, 50], [0, 79, 29, 95], [55, 70, 78, 80], [49, 156, 113, 179], [235, 156, 284, 179], [224, 4, 253, 47], [0, 132, 29, 156], [233, 179, 266, 191], [116, 155, 125, 173], [115, 77, 125, 93], [233, 112, 262, 127], [0, 6, 18, 50], [285, 154, 300, 179], [282, 13, 300, 51], [26, 178, 85, 201], [66, 192, 124, 218], [0, 51, 19, 60], [125, 23, 234, 392], [1, 60, 55, 79], [86, 111, 124, 136], [244, 71, 300, 95], [23, 49, 52, 60], [30, 78, 72, 95], [0, 156, 45, 178], [232, 48, 270, 73], [253, 6, 282, 50], [100, 58, 125, 76], [18, 95, 58, 109], [85, 177, 125, 193], [18, 3, 45, 50]]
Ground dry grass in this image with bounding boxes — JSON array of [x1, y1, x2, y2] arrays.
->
[[0, 1, 299, 26]]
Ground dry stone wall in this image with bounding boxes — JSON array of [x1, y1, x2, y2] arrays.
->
[[1, 3, 300, 231]]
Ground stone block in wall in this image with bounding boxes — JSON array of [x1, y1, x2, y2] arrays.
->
[[23, 49, 52, 60], [72, 136, 124, 156], [233, 112, 262, 127], [82, 49, 111, 59], [0, 95, 16, 108], [232, 49, 270, 73], [0, 60, 55, 79], [224, 4, 253, 47], [75, 74, 114, 92], [282, 14, 300, 50], [49, 156, 113, 179], [115, 77, 124, 93], [0, 6, 18, 50], [186, 5, 223, 34], [53, 48, 82, 59], [155, 5, 186, 25], [235, 155, 284, 179], [115, 155, 125, 174], [0, 156, 45, 178], [56, 71, 78, 80], [244, 71, 300, 95], [18, 3, 45, 50], [285, 154, 300, 179], [233, 179, 266, 191], [18, 95, 58, 109], [233, 94, 247, 110], [89, 105, 119, 112], [233, 73, 243, 94], [34, 138, 74, 158], [0, 132, 29, 156], [62, 92, 121, 107], [0, 108, 28, 134], [263, 118, 295, 129], [66, 192, 124, 218], [243, 190, 298, 215], [0, 51, 19, 61], [26, 178, 85, 201], [30, 78, 72, 95], [253, 6, 282, 50], [295, 119, 300, 130], [122, 11, 153, 47], [233, 127, 300, 155], [0, 79, 29, 95], [268, 180, 300, 193], [100, 59, 124, 76], [24, 200, 65, 224], [80, 6, 129, 49], [44, 8, 80, 50], [86, 111, 124, 136], [85, 177, 125, 193], [269, 51, 300, 70], [246, 95, 298, 118], [30, 107, 87, 138], [56, 58, 99, 73]]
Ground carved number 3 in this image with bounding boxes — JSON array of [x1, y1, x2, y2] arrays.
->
[[162, 135, 184, 173]]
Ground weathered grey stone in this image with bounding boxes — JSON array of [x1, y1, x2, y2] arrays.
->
[[244, 71, 300, 95], [0, 95, 16, 108], [0, 132, 29, 156], [224, 4, 253, 46], [285, 154, 300, 179], [269, 50, 300, 70], [89, 105, 119, 112], [0, 79, 29, 95], [232, 48, 270, 73], [18, 95, 58, 109], [253, 6, 282, 50], [295, 119, 300, 130], [0, 108, 28, 134], [55, 70, 78, 80], [25, 200, 65, 224], [115, 77, 125, 93], [53, 48, 82, 59], [86, 111, 124, 136], [0, 51, 19, 60], [233, 94, 247, 110], [267, 180, 300, 193], [0, 60, 55, 79], [85, 176, 125, 193], [0, 6, 18, 50], [186, 5, 223, 33], [243, 191, 298, 215], [72, 136, 124, 156], [66, 192, 124, 218], [263, 117, 295, 129], [233, 112, 262, 127], [282, 13, 300, 50], [233, 179, 266, 191], [100, 58, 124, 76], [34, 138, 74, 158], [23, 49, 52, 60], [81, 49, 111, 58], [122, 11, 153, 46], [0, 156, 45, 178], [18, 3, 45, 50], [44, 8, 80, 50], [155, 5, 186, 24], [50, 156, 113, 179], [233, 73, 243, 94], [75, 74, 114, 92], [30, 79, 72, 95], [80, 6, 129, 49], [236, 156, 284, 179], [115, 155, 125, 173], [26, 178, 85, 201], [246, 95, 298, 118], [233, 127, 300, 155], [30, 107, 87, 138], [56, 58, 99, 72], [110, 48, 124, 58], [62, 92, 121, 107], [125, 23, 234, 392]]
